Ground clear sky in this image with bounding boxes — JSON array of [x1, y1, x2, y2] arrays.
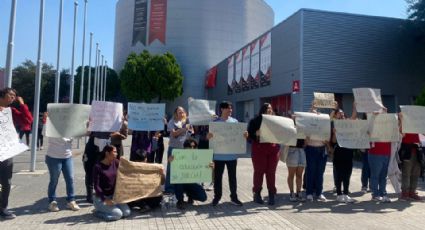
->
[[0, 0, 409, 72]]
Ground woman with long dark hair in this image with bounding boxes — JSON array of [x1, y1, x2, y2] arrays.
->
[[247, 103, 280, 205]]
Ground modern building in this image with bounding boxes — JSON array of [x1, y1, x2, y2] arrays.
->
[[114, 0, 274, 110], [206, 9, 425, 122]]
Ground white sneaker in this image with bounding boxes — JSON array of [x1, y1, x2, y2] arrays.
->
[[344, 195, 355, 203], [371, 196, 382, 202], [48, 201, 60, 212], [381, 196, 391, 203], [336, 195, 345, 203], [317, 194, 327, 202], [306, 194, 314, 202], [67, 201, 81, 211]]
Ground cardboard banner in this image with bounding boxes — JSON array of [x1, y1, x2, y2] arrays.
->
[[88, 101, 123, 132], [128, 103, 165, 131], [113, 158, 164, 203], [353, 88, 384, 113], [0, 108, 28, 161], [334, 120, 370, 149], [259, 114, 297, 145], [148, 0, 167, 44], [369, 113, 399, 142], [400, 105, 425, 134], [170, 149, 213, 184], [188, 98, 216, 126], [46, 103, 91, 138], [227, 56, 234, 95], [313, 92, 337, 109], [260, 32, 271, 87], [132, 0, 148, 46], [209, 122, 247, 154], [295, 112, 331, 141], [249, 39, 260, 89]]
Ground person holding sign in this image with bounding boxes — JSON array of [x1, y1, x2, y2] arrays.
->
[[0, 88, 32, 219], [207, 101, 246, 207], [330, 105, 357, 203], [165, 106, 194, 193], [247, 103, 280, 205], [169, 138, 209, 210], [45, 138, 81, 212], [398, 113, 423, 201], [92, 145, 131, 221], [110, 111, 128, 158]]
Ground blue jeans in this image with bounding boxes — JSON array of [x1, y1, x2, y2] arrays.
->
[[368, 153, 390, 197], [361, 151, 371, 188], [93, 196, 131, 221], [164, 147, 175, 193], [305, 146, 327, 196], [45, 155, 75, 202], [174, 183, 207, 202]]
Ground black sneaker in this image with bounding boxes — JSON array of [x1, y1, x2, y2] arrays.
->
[[187, 197, 194, 205], [176, 200, 185, 210], [212, 198, 220, 206], [0, 209, 16, 219], [231, 198, 243, 206]]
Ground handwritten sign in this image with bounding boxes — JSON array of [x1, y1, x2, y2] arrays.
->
[[353, 88, 384, 113], [0, 108, 28, 161], [170, 149, 213, 184], [295, 112, 331, 141], [128, 103, 165, 131], [209, 122, 247, 154], [46, 103, 91, 138], [188, 99, 216, 125], [88, 101, 123, 132], [369, 113, 399, 142], [400, 105, 425, 134], [113, 158, 163, 203], [334, 120, 370, 149], [313, 92, 337, 109], [259, 114, 297, 144]]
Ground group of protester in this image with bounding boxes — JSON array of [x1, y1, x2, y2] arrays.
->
[[1, 86, 424, 222]]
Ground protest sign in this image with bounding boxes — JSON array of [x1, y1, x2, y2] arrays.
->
[[259, 114, 297, 144], [128, 103, 165, 131], [88, 101, 123, 132], [170, 149, 213, 184], [294, 112, 331, 141], [353, 88, 384, 113], [334, 120, 370, 149], [400, 105, 425, 134], [113, 158, 164, 203], [0, 108, 28, 161], [313, 92, 337, 109], [46, 103, 91, 138], [369, 113, 399, 142], [209, 122, 247, 154], [188, 98, 216, 125]]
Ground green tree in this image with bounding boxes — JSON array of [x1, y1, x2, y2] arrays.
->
[[12, 60, 68, 111], [73, 66, 120, 103], [407, 0, 425, 105], [120, 50, 183, 102]]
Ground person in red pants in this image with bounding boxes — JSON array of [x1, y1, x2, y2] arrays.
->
[[247, 103, 280, 205]]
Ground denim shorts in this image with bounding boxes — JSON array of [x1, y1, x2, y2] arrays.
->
[[286, 147, 306, 167]]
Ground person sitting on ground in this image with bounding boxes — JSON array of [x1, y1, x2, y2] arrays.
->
[[169, 138, 210, 210], [92, 145, 131, 221]]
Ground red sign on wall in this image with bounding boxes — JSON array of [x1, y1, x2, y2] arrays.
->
[[149, 0, 167, 45], [292, 80, 300, 93]]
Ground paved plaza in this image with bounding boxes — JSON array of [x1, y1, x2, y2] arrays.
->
[[1, 137, 425, 229]]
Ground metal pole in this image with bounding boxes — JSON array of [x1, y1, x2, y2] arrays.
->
[[93, 43, 98, 101], [86, 32, 93, 104], [69, 1, 78, 104], [96, 49, 101, 101], [79, 0, 88, 104], [30, 0, 45, 172], [103, 61, 107, 101], [99, 55, 104, 101], [5, 0, 17, 87], [54, 0, 63, 103]]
